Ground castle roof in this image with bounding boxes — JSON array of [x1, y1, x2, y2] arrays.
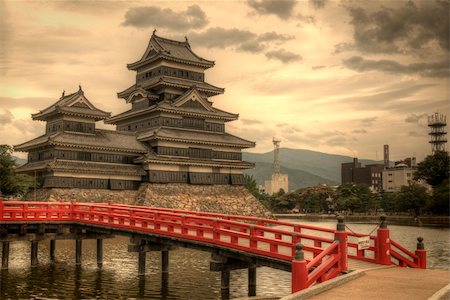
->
[[15, 159, 146, 176], [14, 129, 148, 153], [137, 127, 255, 148], [107, 88, 237, 124], [117, 76, 224, 100], [32, 87, 111, 121], [127, 32, 214, 70], [137, 152, 255, 169]]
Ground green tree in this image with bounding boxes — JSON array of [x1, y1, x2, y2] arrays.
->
[[0, 145, 34, 196], [336, 183, 373, 213], [428, 179, 449, 215], [396, 182, 429, 216], [414, 151, 449, 187]]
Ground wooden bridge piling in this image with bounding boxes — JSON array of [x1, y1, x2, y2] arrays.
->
[[97, 239, 103, 267], [75, 239, 82, 266], [1, 241, 9, 269], [248, 265, 257, 296], [31, 240, 38, 267], [162, 249, 169, 274], [50, 240, 56, 262], [138, 250, 146, 276]]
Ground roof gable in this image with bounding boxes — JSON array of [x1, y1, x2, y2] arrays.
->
[[128, 32, 215, 70], [172, 88, 213, 112], [32, 87, 111, 121]]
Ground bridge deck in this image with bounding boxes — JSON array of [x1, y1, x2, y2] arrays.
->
[[306, 267, 450, 300]]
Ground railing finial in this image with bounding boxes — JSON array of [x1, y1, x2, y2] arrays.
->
[[417, 237, 424, 250], [336, 215, 345, 232], [379, 214, 387, 228], [294, 243, 304, 261]]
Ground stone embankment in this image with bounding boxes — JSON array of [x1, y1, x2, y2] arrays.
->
[[20, 184, 272, 218]]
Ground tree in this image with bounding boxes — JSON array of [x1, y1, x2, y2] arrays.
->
[[396, 182, 429, 216], [0, 145, 34, 196], [414, 151, 449, 187], [428, 179, 449, 215]]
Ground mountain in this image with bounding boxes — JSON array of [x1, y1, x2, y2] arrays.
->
[[243, 148, 382, 190]]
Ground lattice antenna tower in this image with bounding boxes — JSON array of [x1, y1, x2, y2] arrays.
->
[[428, 112, 447, 153], [273, 137, 281, 174]]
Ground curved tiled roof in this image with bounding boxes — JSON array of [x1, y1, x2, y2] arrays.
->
[[139, 152, 255, 169], [127, 33, 214, 70], [118, 76, 224, 100], [32, 87, 110, 121], [14, 130, 148, 153], [137, 127, 255, 148], [15, 159, 146, 176]]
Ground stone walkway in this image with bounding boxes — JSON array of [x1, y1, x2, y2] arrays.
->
[[306, 267, 450, 300]]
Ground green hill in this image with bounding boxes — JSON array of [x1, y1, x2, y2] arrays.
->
[[243, 148, 381, 191]]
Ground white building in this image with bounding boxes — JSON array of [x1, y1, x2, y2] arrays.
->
[[265, 173, 289, 195], [382, 164, 415, 192]]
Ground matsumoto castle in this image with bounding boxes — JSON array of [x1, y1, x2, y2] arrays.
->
[[15, 32, 256, 191]]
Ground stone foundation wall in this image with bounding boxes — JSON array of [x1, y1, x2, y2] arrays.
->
[[136, 184, 272, 218], [20, 184, 272, 218]]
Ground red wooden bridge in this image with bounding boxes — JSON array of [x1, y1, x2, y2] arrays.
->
[[0, 199, 426, 297]]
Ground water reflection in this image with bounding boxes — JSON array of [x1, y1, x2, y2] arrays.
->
[[0, 222, 447, 299]]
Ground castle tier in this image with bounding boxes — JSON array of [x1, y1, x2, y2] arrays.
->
[[14, 32, 255, 190]]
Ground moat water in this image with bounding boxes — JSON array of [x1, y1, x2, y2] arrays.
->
[[1, 221, 448, 299]]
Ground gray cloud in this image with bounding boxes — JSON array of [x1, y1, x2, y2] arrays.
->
[[309, 0, 328, 10], [0, 110, 14, 125], [408, 131, 426, 137], [345, 1, 449, 54], [122, 5, 208, 30], [241, 118, 263, 125], [247, 0, 297, 19], [265, 49, 302, 63], [237, 40, 264, 53], [343, 56, 449, 78], [189, 27, 297, 56], [352, 129, 367, 134], [405, 113, 428, 123], [360, 117, 377, 127], [189, 27, 256, 49], [257, 31, 295, 42], [312, 65, 326, 70], [333, 42, 354, 54]]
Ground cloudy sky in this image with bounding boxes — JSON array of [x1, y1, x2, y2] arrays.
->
[[1, 0, 448, 162]]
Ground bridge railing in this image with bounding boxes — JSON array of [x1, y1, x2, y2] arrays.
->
[[0, 199, 427, 294]]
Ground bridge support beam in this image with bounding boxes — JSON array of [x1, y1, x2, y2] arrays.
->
[[138, 251, 146, 276], [75, 239, 82, 266], [97, 239, 103, 267], [162, 249, 169, 274], [50, 240, 56, 262], [211, 253, 258, 298], [2, 241, 9, 269], [248, 266, 256, 296], [221, 269, 230, 299], [31, 240, 39, 266]]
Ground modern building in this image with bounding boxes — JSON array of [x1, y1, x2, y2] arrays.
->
[[264, 138, 288, 194], [382, 164, 415, 192], [14, 32, 255, 190], [341, 158, 384, 191]]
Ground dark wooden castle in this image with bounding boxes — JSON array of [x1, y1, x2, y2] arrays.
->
[[14, 32, 255, 190]]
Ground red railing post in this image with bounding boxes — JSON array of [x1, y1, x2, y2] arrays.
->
[[376, 215, 391, 265], [0, 198, 3, 220], [415, 237, 427, 269], [334, 215, 348, 273], [292, 243, 308, 293]]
